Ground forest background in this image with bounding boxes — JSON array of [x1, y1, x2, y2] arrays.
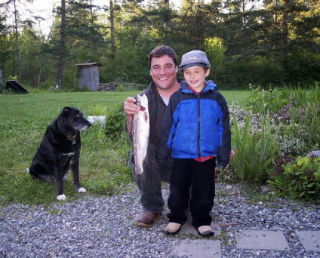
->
[[0, 0, 319, 90]]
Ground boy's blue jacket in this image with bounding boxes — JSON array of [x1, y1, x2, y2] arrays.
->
[[157, 80, 231, 167]]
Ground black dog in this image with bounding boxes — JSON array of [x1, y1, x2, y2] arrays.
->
[[29, 107, 91, 200]]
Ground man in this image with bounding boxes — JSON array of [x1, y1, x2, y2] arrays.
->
[[124, 45, 180, 227]]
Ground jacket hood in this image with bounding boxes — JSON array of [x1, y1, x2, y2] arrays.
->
[[179, 80, 217, 94]]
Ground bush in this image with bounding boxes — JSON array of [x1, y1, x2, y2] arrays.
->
[[275, 118, 308, 156], [242, 85, 320, 156], [246, 84, 320, 115], [105, 104, 126, 138], [268, 156, 320, 201], [88, 104, 108, 116], [292, 103, 320, 151], [276, 102, 320, 155]]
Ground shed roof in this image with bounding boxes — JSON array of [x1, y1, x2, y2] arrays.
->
[[75, 62, 102, 67]]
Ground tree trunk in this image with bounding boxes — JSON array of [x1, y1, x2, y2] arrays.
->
[[109, 0, 115, 58], [241, 0, 246, 25], [57, 0, 66, 88], [282, 0, 288, 61], [163, 0, 169, 44], [274, 0, 278, 23], [37, 55, 44, 87], [13, 0, 21, 82], [0, 67, 2, 86]]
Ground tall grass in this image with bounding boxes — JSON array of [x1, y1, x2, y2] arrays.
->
[[230, 115, 278, 184]]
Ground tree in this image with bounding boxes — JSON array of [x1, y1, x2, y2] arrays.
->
[[51, 0, 106, 88], [0, 0, 33, 82], [1, 0, 319, 88]]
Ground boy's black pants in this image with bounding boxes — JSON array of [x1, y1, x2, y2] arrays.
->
[[168, 158, 216, 228]]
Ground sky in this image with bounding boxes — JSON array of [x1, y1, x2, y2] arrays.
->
[[0, 0, 184, 36], [1, 0, 104, 36]]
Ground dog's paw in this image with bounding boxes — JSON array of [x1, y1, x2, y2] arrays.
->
[[57, 194, 67, 201], [78, 187, 86, 193]]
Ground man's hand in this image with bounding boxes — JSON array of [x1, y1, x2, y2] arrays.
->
[[124, 97, 141, 134], [124, 97, 141, 116]]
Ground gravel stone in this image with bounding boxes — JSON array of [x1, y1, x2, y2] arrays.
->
[[0, 183, 319, 257]]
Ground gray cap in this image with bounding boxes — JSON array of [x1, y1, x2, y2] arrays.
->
[[179, 50, 210, 70]]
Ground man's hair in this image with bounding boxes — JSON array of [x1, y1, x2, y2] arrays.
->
[[148, 45, 178, 67]]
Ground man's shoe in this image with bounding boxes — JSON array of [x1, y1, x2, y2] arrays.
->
[[164, 222, 182, 235], [135, 212, 162, 227], [197, 225, 215, 237]]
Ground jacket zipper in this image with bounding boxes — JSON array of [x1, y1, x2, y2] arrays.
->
[[197, 94, 201, 157]]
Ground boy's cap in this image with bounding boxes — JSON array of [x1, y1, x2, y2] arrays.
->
[[179, 50, 210, 70]]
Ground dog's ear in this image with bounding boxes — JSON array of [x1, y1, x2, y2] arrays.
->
[[63, 107, 70, 112], [61, 107, 71, 116]]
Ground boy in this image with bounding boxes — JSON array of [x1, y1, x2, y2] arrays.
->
[[157, 50, 231, 237]]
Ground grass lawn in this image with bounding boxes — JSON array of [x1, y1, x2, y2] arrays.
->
[[0, 89, 248, 206]]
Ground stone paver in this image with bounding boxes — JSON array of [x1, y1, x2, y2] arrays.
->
[[168, 213, 319, 257], [296, 231, 320, 251], [236, 230, 290, 251], [172, 239, 221, 258]]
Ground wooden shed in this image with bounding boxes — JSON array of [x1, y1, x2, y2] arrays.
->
[[75, 62, 101, 91]]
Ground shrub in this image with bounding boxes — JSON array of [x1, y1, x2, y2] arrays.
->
[[105, 104, 126, 138], [272, 155, 296, 176], [240, 85, 320, 156], [268, 156, 320, 201], [276, 102, 320, 154], [88, 104, 108, 116], [292, 103, 320, 151], [246, 84, 320, 115], [276, 122, 309, 156]]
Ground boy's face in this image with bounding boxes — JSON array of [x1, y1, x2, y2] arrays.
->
[[150, 55, 178, 91], [183, 66, 210, 92]]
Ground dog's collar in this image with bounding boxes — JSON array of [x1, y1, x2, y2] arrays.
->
[[66, 134, 77, 145]]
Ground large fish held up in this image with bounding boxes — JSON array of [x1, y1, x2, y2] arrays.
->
[[132, 93, 149, 175]]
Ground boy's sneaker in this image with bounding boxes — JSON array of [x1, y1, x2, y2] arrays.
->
[[164, 222, 182, 235], [197, 225, 214, 237]]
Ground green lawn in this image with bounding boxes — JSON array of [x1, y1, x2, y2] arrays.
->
[[0, 90, 248, 205]]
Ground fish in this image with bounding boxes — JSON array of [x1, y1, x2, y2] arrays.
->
[[132, 93, 149, 175]]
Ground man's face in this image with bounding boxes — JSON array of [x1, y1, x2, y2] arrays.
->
[[150, 55, 178, 91]]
